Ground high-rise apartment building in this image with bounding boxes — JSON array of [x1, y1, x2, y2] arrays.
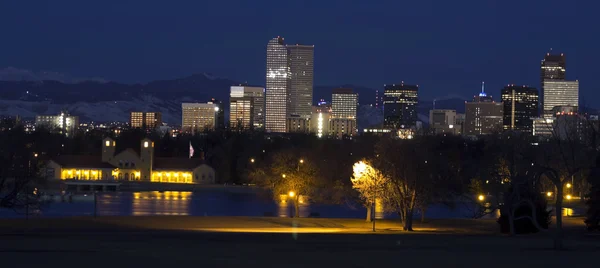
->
[[229, 85, 265, 130], [181, 102, 219, 132], [287, 44, 314, 119], [501, 85, 539, 133], [383, 83, 418, 129], [35, 111, 79, 137], [464, 84, 503, 136], [130, 112, 162, 129], [542, 80, 579, 118], [540, 52, 566, 114], [265, 37, 290, 133]]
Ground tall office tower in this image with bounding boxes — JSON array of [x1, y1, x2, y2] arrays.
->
[[265, 37, 290, 133], [464, 82, 504, 136], [287, 44, 314, 118], [501, 85, 539, 133], [542, 80, 579, 118], [229, 85, 265, 130], [330, 88, 358, 138], [210, 98, 225, 130], [130, 112, 162, 129], [540, 52, 566, 114], [383, 83, 418, 129], [181, 102, 219, 133], [429, 109, 457, 134], [35, 111, 79, 137]]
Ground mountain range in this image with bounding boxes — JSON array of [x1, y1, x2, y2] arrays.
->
[[8, 67, 569, 128]]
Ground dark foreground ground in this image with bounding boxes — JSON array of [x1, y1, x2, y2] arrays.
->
[[1, 216, 598, 267]]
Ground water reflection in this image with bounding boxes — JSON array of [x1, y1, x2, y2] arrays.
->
[[277, 195, 309, 217], [131, 191, 191, 216], [562, 207, 574, 217], [375, 198, 384, 220]]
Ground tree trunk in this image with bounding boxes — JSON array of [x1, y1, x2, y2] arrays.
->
[[554, 185, 564, 250], [366, 205, 372, 222], [294, 197, 300, 218], [403, 208, 414, 231]]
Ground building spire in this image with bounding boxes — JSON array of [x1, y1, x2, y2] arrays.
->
[[479, 81, 487, 97]]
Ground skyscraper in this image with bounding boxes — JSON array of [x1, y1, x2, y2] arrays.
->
[[130, 112, 162, 129], [181, 102, 219, 133], [331, 88, 358, 138], [542, 80, 579, 118], [229, 85, 265, 130], [464, 83, 503, 136], [383, 83, 418, 129], [540, 52, 566, 115], [287, 44, 314, 119], [265, 37, 290, 133], [501, 85, 539, 133]]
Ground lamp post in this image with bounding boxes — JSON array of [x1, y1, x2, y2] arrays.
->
[[289, 191, 296, 218]]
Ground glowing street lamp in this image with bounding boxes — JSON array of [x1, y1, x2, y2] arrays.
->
[[547, 192, 553, 197], [566, 194, 572, 200], [250, 158, 255, 163], [566, 183, 572, 189], [288, 191, 295, 197], [282, 174, 286, 178], [299, 159, 304, 164], [478, 195, 485, 201]]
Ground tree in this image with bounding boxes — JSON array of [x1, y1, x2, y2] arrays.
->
[[0, 126, 45, 212], [351, 160, 389, 222], [249, 149, 319, 217]]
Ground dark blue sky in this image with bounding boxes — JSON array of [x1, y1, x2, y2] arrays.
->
[[0, 0, 595, 101]]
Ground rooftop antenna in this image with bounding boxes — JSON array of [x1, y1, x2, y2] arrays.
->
[[481, 81, 485, 94], [433, 99, 436, 110]]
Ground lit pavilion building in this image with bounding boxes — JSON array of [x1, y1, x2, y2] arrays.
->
[[46, 138, 215, 184]]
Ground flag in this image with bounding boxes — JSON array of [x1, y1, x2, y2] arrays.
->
[[189, 141, 194, 159]]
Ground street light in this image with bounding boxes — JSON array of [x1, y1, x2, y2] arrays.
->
[[547, 192, 553, 197], [288, 191, 295, 197], [566, 183, 572, 189], [250, 158, 255, 163], [299, 159, 304, 164], [566, 194, 572, 200], [478, 195, 485, 201], [282, 174, 286, 178]]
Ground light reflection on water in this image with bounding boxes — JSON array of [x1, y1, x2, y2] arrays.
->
[[1, 190, 582, 219]]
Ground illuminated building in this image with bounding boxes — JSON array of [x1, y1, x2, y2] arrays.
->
[[331, 88, 358, 138], [501, 85, 539, 133], [287, 44, 314, 119], [310, 105, 331, 138], [429, 109, 457, 135], [265, 37, 290, 133], [540, 52, 566, 114], [533, 117, 554, 137], [229, 85, 265, 130], [286, 116, 310, 133], [45, 138, 215, 184], [35, 111, 79, 137], [130, 112, 162, 129], [542, 80, 579, 118], [181, 102, 219, 133], [383, 83, 418, 129], [464, 83, 503, 136]]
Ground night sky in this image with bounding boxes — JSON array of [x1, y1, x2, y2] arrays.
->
[[0, 0, 595, 101]]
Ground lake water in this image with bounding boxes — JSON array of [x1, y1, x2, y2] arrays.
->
[[0, 190, 581, 219]]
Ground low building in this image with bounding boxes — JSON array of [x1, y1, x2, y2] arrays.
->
[[130, 112, 162, 130], [45, 138, 216, 184]]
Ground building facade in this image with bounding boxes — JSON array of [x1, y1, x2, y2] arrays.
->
[[542, 80, 579, 118], [287, 44, 314, 119], [464, 88, 503, 136], [265, 37, 290, 133], [46, 138, 215, 184], [331, 88, 358, 137], [540, 52, 566, 115], [383, 83, 418, 129], [429, 109, 457, 134], [310, 105, 332, 138], [501, 85, 539, 133], [181, 102, 218, 132], [229, 85, 265, 130], [35, 111, 79, 137], [130, 112, 162, 129]]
